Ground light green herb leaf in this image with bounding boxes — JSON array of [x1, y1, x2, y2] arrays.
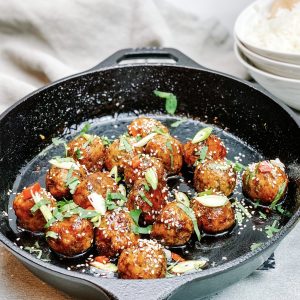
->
[[154, 90, 177, 115]]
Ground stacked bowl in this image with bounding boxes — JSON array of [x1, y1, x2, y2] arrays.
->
[[234, 0, 300, 110]]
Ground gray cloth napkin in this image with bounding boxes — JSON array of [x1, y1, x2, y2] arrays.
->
[[0, 0, 247, 114], [0, 0, 299, 299]]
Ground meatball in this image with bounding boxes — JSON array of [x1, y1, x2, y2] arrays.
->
[[95, 208, 139, 258], [46, 215, 94, 257], [191, 196, 235, 233], [45, 164, 87, 199], [145, 135, 183, 175], [13, 184, 56, 232], [127, 117, 169, 138], [73, 171, 118, 209], [150, 202, 193, 246], [105, 136, 142, 171], [242, 160, 288, 204], [124, 154, 167, 185], [67, 134, 106, 172], [183, 135, 226, 167], [194, 159, 237, 196], [127, 179, 168, 225], [118, 239, 166, 279]]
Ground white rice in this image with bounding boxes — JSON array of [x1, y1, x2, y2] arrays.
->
[[245, 2, 300, 54]]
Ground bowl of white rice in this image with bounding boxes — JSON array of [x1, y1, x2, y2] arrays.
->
[[234, 0, 300, 65]]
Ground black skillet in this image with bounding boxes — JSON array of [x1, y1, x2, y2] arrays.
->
[[0, 48, 299, 300]]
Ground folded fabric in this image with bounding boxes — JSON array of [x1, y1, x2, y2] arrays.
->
[[0, 0, 247, 113]]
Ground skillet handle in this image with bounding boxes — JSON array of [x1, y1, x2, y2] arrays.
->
[[90, 47, 203, 70]]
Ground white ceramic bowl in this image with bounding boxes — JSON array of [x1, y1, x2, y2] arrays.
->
[[234, 0, 300, 65], [235, 37, 300, 80], [234, 44, 300, 110]]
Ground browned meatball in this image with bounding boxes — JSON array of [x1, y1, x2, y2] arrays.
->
[[242, 160, 288, 204], [67, 134, 106, 172], [150, 202, 193, 246], [145, 135, 183, 175], [13, 185, 56, 232], [45, 165, 87, 199], [46, 215, 94, 257], [95, 208, 139, 258], [194, 159, 237, 196], [73, 171, 118, 209], [183, 135, 226, 167], [105, 136, 142, 171], [124, 154, 167, 185], [191, 197, 235, 233], [118, 239, 166, 279], [127, 117, 169, 138], [127, 179, 168, 225]]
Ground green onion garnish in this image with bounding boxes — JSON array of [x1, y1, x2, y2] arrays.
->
[[154, 90, 178, 115]]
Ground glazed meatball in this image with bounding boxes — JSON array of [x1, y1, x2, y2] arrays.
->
[[242, 160, 288, 204], [194, 159, 237, 196], [95, 208, 139, 258], [73, 171, 118, 209], [46, 215, 94, 257], [67, 134, 106, 172], [127, 179, 168, 225], [145, 135, 183, 175], [124, 154, 167, 185], [127, 117, 169, 138], [45, 164, 87, 199], [191, 197, 235, 233], [150, 202, 193, 246], [105, 136, 142, 171], [183, 134, 226, 167], [13, 184, 56, 232], [118, 239, 166, 279]]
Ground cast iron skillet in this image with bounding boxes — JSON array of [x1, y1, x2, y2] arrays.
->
[[0, 48, 299, 300]]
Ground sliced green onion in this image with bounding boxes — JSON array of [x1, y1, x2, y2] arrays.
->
[[45, 231, 59, 239], [145, 167, 158, 190], [119, 136, 133, 152], [265, 220, 280, 238], [31, 192, 53, 223], [130, 209, 142, 225], [175, 192, 190, 207], [270, 181, 287, 209], [194, 146, 208, 165], [154, 90, 178, 115], [131, 224, 152, 235], [90, 261, 118, 272], [171, 118, 187, 128], [177, 203, 201, 241], [195, 195, 229, 208], [87, 192, 106, 215], [80, 123, 91, 134], [250, 242, 263, 251], [30, 198, 51, 213], [109, 166, 121, 183], [198, 189, 213, 197], [170, 260, 206, 274], [139, 191, 153, 207], [118, 184, 126, 198], [192, 127, 213, 144], [49, 157, 79, 170], [82, 134, 95, 148], [52, 137, 66, 146], [259, 211, 267, 220], [101, 136, 112, 147], [152, 126, 169, 137], [133, 133, 157, 147]]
